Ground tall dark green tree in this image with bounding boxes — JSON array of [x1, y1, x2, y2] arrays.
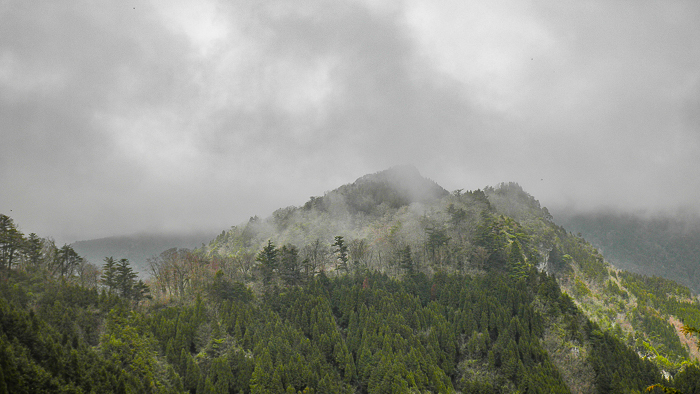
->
[[257, 240, 278, 285], [132, 280, 151, 303], [279, 244, 302, 286], [333, 236, 349, 273], [101, 257, 117, 293], [115, 258, 137, 298], [548, 245, 565, 273], [53, 244, 83, 278], [475, 211, 507, 270], [508, 240, 528, 280], [425, 227, 450, 268], [23, 233, 44, 270], [0, 214, 24, 270], [398, 245, 415, 275]]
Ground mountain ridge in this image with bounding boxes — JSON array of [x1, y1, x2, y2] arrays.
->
[[202, 168, 700, 380], [4, 167, 699, 392], [71, 231, 217, 276]]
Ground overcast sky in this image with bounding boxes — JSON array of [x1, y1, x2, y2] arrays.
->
[[2, 0, 699, 243]]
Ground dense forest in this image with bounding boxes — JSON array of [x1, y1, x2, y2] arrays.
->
[[2, 166, 700, 393]]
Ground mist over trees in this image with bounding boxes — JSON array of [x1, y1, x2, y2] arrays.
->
[[2, 167, 700, 393]]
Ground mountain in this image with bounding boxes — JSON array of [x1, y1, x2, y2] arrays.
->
[[201, 171, 700, 391], [552, 210, 700, 293], [71, 231, 217, 277], [302, 165, 448, 215], [2, 169, 700, 393]]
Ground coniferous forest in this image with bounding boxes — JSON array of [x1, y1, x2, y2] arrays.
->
[[2, 166, 700, 393]]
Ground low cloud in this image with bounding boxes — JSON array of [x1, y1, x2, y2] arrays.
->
[[2, 0, 699, 242]]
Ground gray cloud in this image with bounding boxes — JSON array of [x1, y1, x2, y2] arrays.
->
[[2, 0, 700, 243]]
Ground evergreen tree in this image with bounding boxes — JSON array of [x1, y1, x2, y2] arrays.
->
[[548, 245, 565, 272], [132, 280, 151, 303], [53, 244, 83, 278], [101, 257, 117, 293], [183, 351, 201, 392], [280, 244, 302, 286], [257, 240, 278, 285], [23, 233, 44, 270], [0, 214, 24, 270], [115, 258, 137, 298], [508, 240, 528, 280], [250, 349, 282, 393], [398, 245, 415, 275], [425, 227, 450, 268], [333, 236, 349, 274]]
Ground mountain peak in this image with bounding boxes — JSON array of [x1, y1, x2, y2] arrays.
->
[[354, 165, 448, 202], [355, 164, 421, 182], [348, 166, 448, 208], [302, 166, 448, 215]]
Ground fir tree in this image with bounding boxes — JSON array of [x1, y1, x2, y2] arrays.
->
[[101, 257, 117, 293], [257, 240, 278, 285], [115, 258, 137, 298], [333, 236, 349, 274]]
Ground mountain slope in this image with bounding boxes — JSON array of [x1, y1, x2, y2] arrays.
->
[[200, 171, 700, 392], [552, 210, 700, 293]]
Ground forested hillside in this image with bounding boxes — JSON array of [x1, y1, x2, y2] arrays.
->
[[2, 167, 700, 393]]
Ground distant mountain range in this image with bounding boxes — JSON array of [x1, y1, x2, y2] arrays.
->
[[71, 231, 218, 276], [553, 209, 700, 293]]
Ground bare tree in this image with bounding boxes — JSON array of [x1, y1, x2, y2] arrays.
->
[[301, 239, 330, 276], [76, 260, 100, 288], [348, 238, 372, 271], [148, 248, 208, 298]]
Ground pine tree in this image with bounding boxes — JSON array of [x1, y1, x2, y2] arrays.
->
[[508, 241, 528, 280], [210, 357, 235, 394], [23, 233, 44, 270], [548, 245, 564, 272], [333, 236, 349, 274], [132, 280, 151, 303], [115, 258, 137, 298], [0, 362, 8, 394], [280, 244, 302, 286], [184, 351, 201, 392], [53, 244, 83, 278], [251, 349, 280, 393], [101, 257, 117, 293], [398, 245, 414, 275], [257, 240, 278, 285], [0, 214, 24, 270]]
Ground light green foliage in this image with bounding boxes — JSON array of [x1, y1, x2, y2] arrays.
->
[[573, 278, 592, 298]]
